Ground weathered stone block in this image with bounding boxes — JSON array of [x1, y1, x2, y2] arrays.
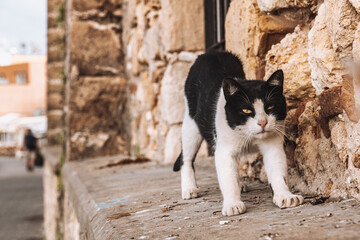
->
[[349, 0, 360, 13], [318, 87, 342, 119], [225, 0, 263, 79], [160, 61, 192, 125], [48, 81, 63, 94], [226, 0, 301, 79], [47, 15, 58, 29], [69, 76, 127, 132], [48, 46, 65, 62], [352, 148, 360, 168], [308, 4, 345, 94], [48, 0, 64, 14], [48, 93, 64, 110], [265, 26, 316, 109], [69, 131, 127, 160], [69, 21, 123, 76], [160, 0, 204, 52], [48, 62, 64, 80], [341, 75, 359, 122], [295, 100, 321, 179], [47, 29, 65, 47], [47, 128, 64, 145], [48, 110, 63, 129], [257, 0, 316, 12], [72, 0, 122, 13], [325, 0, 360, 60]]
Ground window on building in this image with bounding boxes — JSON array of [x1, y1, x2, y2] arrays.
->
[[15, 72, 27, 84], [204, 0, 231, 51], [0, 74, 9, 84]]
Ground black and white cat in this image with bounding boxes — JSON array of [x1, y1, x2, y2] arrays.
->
[[173, 51, 304, 216]]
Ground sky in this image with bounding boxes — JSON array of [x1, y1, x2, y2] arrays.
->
[[0, 0, 47, 56]]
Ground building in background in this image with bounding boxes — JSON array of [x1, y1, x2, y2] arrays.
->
[[0, 54, 47, 117]]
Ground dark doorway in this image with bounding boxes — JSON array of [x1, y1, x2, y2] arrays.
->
[[204, 0, 232, 51]]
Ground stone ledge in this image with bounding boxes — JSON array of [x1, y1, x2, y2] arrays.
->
[[62, 156, 360, 240]]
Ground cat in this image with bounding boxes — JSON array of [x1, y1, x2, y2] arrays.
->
[[173, 51, 304, 216]]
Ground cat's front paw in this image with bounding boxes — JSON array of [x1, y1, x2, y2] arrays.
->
[[182, 187, 199, 199], [222, 201, 246, 216], [273, 193, 304, 208]]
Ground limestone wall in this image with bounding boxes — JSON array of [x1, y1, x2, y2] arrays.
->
[[47, 0, 66, 145], [122, 0, 208, 163], [226, 0, 360, 199], [65, 0, 128, 160]]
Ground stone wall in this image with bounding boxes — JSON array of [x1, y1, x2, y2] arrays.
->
[[47, 0, 66, 145], [65, 0, 128, 161], [122, 0, 208, 163], [226, 0, 360, 199]]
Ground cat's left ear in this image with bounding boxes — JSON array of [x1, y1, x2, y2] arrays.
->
[[266, 70, 284, 87], [222, 77, 242, 100]]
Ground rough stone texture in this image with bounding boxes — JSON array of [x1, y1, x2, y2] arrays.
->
[[341, 75, 359, 122], [62, 156, 360, 240], [225, 0, 263, 79], [257, 0, 317, 12], [160, 0, 204, 52], [47, 0, 65, 145], [67, 76, 128, 160], [69, 21, 123, 76], [225, 0, 306, 80], [160, 61, 192, 125], [352, 25, 360, 118], [121, 0, 206, 162], [265, 26, 316, 109], [344, 116, 360, 199], [308, 4, 347, 95], [325, 0, 360, 60], [48, 93, 64, 110], [48, 110, 63, 130], [350, 0, 360, 13], [294, 99, 347, 198], [64, 0, 129, 161]]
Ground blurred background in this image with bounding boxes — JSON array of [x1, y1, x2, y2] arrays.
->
[[0, 1, 47, 239]]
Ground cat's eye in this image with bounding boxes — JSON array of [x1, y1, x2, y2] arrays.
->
[[242, 109, 252, 114], [267, 105, 275, 110]]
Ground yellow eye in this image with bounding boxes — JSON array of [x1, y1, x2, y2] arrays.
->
[[242, 109, 252, 114], [267, 105, 275, 110]]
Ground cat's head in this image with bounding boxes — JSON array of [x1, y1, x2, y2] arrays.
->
[[222, 70, 286, 140]]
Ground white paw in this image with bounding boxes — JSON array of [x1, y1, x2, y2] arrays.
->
[[222, 201, 246, 216], [273, 193, 304, 208], [182, 187, 199, 199]]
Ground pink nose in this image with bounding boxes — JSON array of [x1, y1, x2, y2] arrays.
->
[[258, 120, 267, 129]]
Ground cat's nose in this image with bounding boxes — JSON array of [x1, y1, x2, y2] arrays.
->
[[258, 119, 267, 129]]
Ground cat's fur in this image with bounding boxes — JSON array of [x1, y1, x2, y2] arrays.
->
[[173, 51, 304, 216]]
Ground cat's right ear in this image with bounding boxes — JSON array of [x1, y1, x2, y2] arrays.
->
[[222, 77, 241, 100]]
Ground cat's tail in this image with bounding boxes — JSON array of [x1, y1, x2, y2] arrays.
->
[[173, 152, 183, 172]]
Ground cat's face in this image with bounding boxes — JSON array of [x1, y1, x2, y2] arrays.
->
[[222, 70, 286, 140]]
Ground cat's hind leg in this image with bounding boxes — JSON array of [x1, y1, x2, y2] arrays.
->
[[177, 112, 203, 200]]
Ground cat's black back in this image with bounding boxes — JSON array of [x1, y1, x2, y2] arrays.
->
[[185, 51, 245, 147]]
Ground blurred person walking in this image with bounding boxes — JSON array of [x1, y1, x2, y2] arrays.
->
[[22, 129, 38, 171]]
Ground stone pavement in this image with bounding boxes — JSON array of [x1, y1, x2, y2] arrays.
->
[[0, 157, 43, 240], [63, 156, 360, 240]]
